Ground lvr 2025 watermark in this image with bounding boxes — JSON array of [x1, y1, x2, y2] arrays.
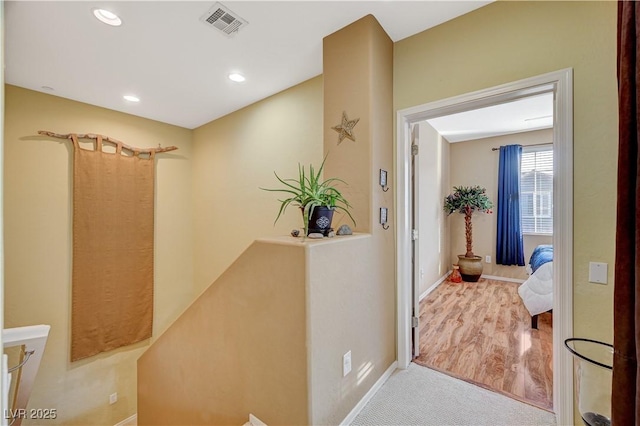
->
[[4, 408, 57, 420]]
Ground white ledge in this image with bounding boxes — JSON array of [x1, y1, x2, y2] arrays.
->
[[256, 232, 371, 247], [3, 324, 51, 347]]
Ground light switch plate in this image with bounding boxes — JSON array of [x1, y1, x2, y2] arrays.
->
[[343, 351, 352, 377], [589, 262, 608, 284]]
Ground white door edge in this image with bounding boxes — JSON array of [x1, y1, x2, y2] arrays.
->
[[410, 123, 421, 358], [394, 68, 574, 426]]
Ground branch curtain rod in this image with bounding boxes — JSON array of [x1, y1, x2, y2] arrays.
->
[[38, 131, 178, 154], [491, 142, 553, 151]]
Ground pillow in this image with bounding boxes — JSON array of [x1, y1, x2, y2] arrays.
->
[[529, 245, 553, 273]]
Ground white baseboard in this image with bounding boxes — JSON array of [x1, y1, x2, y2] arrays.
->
[[339, 361, 398, 426], [247, 414, 267, 426], [121, 363, 397, 426], [481, 274, 525, 284], [114, 414, 137, 426], [419, 271, 451, 301]]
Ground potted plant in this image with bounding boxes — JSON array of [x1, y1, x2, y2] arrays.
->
[[444, 185, 493, 282], [261, 156, 355, 236]]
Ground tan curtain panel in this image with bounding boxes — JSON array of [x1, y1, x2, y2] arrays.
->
[[70, 135, 155, 361]]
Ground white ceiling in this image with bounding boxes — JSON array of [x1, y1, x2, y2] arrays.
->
[[5, 0, 492, 129], [427, 92, 554, 143]]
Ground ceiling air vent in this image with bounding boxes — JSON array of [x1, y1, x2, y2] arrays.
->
[[200, 3, 248, 37]]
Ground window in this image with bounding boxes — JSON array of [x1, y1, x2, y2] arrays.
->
[[520, 145, 553, 234]]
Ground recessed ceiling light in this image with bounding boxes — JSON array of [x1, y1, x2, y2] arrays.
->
[[228, 73, 246, 82], [123, 95, 140, 102], [93, 9, 122, 27]]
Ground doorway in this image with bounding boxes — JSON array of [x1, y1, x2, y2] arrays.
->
[[395, 69, 574, 426], [412, 99, 555, 410]]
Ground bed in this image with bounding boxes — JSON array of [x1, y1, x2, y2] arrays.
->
[[518, 245, 553, 329]]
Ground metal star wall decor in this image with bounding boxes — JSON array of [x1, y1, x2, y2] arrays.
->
[[332, 111, 360, 144]]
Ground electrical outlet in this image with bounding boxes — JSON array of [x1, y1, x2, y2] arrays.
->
[[109, 393, 117, 405], [343, 351, 352, 377], [485, 255, 491, 264]]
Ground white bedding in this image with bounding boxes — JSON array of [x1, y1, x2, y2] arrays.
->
[[518, 261, 553, 316]]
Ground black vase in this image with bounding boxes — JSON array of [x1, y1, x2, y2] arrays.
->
[[307, 206, 334, 236]]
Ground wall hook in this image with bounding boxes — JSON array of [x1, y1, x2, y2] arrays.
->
[[380, 207, 389, 230], [380, 169, 389, 192]]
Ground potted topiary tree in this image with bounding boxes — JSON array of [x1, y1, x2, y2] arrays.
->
[[444, 185, 493, 282], [261, 156, 355, 236]]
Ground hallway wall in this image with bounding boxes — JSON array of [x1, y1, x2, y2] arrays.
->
[[395, 0, 616, 352], [191, 77, 323, 292], [3, 85, 195, 425]]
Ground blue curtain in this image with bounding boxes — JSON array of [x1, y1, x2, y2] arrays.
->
[[496, 144, 525, 266]]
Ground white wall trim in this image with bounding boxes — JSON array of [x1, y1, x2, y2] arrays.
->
[[247, 414, 267, 426], [0, 2, 6, 419], [395, 69, 573, 426], [114, 414, 137, 426], [551, 67, 574, 426], [419, 271, 451, 301], [3, 325, 50, 423], [118, 364, 400, 426], [339, 361, 397, 426], [481, 274, 525, 284]]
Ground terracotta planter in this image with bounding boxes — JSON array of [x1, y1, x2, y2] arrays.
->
[[457, 255, 483, 282]]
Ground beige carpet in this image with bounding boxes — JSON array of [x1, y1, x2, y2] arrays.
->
[[350, 363, 556, 426]]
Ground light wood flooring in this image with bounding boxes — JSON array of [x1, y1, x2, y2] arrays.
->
[[414, 278, 553, 411]]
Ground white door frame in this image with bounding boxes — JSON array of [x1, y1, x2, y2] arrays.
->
[[395, 68, 573, 426], [1, 1, 7, 420]]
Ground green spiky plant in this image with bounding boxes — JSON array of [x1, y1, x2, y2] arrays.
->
[[260, 156, 355, 235]]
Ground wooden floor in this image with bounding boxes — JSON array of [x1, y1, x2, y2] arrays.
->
[[414, 277, 553, 411]]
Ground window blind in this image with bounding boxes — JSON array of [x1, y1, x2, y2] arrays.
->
[[520, 146, 553, 234]]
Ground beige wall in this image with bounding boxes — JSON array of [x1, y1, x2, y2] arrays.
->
[[449, 129, 553, 281], [320, 16, 396, 422], [323, 16, 374, 232], [395, 0, 617, 347], [308, 235, 395, 425], [137, 232, 391, 426], [3, 85, 195, 425], [191, 77, 323, 292], [138, 240, 309, 426], [417, 122, 451, 294]]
